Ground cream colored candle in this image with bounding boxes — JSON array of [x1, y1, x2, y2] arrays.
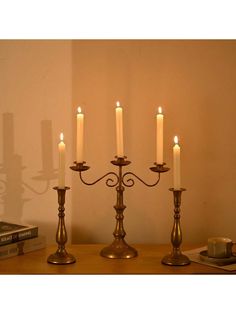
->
[[156, 106, 163, 164], [76, 106, 84, 163], [115, 101, 124, 157], [58, 132, 65, 188], [173, 135, 181, 190]]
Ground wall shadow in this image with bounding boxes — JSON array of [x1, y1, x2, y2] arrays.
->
[[0, 114, 56, 223], [0, 113, 26, 221], [32, 120, 57, 182]]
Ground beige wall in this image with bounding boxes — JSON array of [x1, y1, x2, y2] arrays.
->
[[0, 40, 73, 243], [1, 40, 236, 245]]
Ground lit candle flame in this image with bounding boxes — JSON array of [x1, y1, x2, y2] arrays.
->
[[77, 106, 82, 113], [158, 106, 163, 114], [60, 132, 64, 141], [116, 101, 120, 108], [174, 135, 179, 145]]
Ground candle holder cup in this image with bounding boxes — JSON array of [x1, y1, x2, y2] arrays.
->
[[162, 188, 190, 266], [71, 156, 169, 259], [47, 186, 76, 265]]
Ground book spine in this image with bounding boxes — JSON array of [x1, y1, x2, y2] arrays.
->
[[0, 227, 38, 246], [0, 236, 46, 260]]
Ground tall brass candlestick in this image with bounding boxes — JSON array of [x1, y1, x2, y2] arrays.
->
[[71, 156, 169, 259], [162, 188, 190, 266], [47, 187, 76, 264]]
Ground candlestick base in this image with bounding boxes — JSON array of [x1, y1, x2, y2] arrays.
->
[[47, 249, 76, 265], [162, 250, 190, 266], [100, 239, 138, 259]]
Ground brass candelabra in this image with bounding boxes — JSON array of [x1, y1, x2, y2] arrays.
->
[[47, 186, 76, 264], [162, 188, 190, 266], [71, 156, 169, 259]]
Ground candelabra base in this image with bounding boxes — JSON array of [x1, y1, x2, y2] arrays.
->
[[47, 249, 76, 265], [100, 239, 138, 259], [162, 251, 190, 266]]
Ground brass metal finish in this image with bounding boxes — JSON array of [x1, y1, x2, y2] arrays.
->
[[111, 156, 131, 167], [71, 156, 169, 259], [122, 163, 169, 188], [47, 187, 76, 265], [100, 239, 138, 259], [162, 188, 190, 266], [100, 157, 137, 258], [70, 161, 90, 172], [150, 162, 170, 173]]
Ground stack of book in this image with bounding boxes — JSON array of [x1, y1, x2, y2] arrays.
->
[[0, 221, 46, 260]]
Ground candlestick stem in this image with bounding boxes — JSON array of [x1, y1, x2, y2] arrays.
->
[[47, 187, 76, 264], [162, 188, 190, 266], [100, 158, 138, 259]]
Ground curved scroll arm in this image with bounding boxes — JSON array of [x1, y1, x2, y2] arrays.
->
[[79, 171, 119, 188], [22, 180, 50, 195], [122, 171, 161, 187]]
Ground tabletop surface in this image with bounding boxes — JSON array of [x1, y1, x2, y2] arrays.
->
[[0, 243, 235, 274]]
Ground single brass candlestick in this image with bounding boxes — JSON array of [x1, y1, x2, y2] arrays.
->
[[162, 188, 190, 266], [47, 187, 76, 265], [71, 156, 169, 259]]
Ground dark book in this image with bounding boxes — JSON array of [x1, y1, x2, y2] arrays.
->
[[0, 221, 38, 246], [0, 235, 46, 260]]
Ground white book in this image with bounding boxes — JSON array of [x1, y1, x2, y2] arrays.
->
[[0, 235, 46, 260]]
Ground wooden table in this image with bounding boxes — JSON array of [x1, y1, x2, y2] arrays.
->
[[0, 244, 235, 274]]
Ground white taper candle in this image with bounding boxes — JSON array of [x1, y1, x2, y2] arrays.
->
[[156, 106, 163, 164], [115, 101, 124, 157], [76, 106, 84, 163], [58, 132, 65, 188], [173, 135, 181, 190]]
